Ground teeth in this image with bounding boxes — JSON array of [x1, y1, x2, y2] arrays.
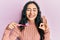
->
[[29, 15, 34, 18]]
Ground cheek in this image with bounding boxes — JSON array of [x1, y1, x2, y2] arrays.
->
[[35, 12, 38, 17], [26, 11, 30, 18]]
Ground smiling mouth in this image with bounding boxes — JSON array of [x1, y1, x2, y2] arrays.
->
[[29, 15, 35, 18]]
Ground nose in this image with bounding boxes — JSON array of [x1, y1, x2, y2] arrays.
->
[[30, 9, 34, 15]]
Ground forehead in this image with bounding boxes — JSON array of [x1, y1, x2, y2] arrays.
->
[[27, 3, 37, 9]]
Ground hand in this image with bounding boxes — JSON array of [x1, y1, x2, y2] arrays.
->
[[6, 22, 20, 30], [39, 16, 48, 32]]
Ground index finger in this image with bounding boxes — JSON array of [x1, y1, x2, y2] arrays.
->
[[42, 16, 47, 24]]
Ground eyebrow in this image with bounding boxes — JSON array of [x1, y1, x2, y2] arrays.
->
[[27, 8, 31, 9], [27, 8, 37, 9], [33, 8, 36, 9]]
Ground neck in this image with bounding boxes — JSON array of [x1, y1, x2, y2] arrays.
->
[[28, 20, 35, 25]]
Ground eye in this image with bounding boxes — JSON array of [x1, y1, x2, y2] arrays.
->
[[33, 10, 36, 11], [33, 8, 37, 12], [27, 9, 30, 11], [27, 8, 31, 11]]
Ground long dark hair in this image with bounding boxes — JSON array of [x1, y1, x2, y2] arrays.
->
[[19, 1, 45, 40]]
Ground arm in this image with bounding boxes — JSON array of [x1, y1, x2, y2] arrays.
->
[[2, 28, 10, 40], [44, 28, 50, 40], [39, 16, 50, 40], [2, 22, 21, 40]]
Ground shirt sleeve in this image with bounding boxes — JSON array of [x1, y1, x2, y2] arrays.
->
[[44, 28, 50, 40], [2, 26, 20, 40], [2, 29, 10, 40]]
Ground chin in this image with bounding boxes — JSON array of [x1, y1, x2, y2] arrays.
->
[[28, 18, 35, 21], [27, 16, 36, 21]]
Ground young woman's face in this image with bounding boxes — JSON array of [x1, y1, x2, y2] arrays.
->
[[26, 3, 38, 21]]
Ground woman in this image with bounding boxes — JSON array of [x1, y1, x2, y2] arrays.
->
[[2, 1, 50, 40]]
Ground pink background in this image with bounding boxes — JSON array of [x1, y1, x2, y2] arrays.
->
[[0, 0, 60, 40]]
